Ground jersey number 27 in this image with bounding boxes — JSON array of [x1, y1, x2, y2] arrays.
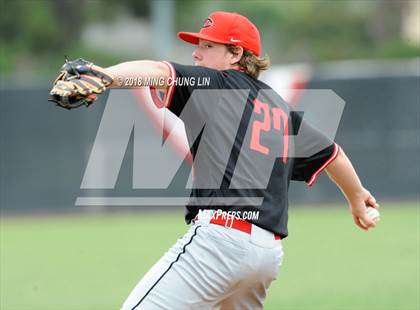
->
[[250, 98, 289, 163]]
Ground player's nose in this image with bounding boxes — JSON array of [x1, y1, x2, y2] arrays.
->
[[192, 48, 201, 62]]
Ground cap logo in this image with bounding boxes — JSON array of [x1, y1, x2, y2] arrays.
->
[[202, 18, 214, 28]]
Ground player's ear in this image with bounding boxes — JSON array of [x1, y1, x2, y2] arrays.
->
[[227, 45, 243, 65]]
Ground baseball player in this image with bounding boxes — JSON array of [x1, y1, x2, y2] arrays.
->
[[49, 11, 379, 310]]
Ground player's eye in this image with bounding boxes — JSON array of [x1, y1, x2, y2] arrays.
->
[[204, 44, 213, 48]]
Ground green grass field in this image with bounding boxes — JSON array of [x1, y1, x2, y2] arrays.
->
[[1, 202, 419, 310]]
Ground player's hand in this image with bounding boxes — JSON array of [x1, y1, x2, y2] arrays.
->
[[347, 188, 380, 231]]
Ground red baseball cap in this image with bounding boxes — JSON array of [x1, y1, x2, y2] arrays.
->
[[178, 11, 261, 56]]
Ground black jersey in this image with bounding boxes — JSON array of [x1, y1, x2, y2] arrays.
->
[[161, 61, 339, 238]]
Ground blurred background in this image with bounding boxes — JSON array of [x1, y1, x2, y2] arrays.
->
[[1, 0, 419, 309]]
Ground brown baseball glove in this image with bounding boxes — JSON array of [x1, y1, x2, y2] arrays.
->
[[48, 58, 114, 110]]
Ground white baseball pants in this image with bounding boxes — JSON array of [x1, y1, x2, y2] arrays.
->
[[121, 216, 284, 309]]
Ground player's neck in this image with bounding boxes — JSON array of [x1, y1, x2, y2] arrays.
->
[[228, 64, 244, 72]]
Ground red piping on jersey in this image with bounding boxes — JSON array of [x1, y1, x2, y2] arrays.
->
[[149, 87, 164, 108], [232, 67, 246, 72], [162, 61, 176, 109], [307, 143, 340, 187]]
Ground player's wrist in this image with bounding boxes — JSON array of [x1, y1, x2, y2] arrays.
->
[[345, 187, 368, 205]]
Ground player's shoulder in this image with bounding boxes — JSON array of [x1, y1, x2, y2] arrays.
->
[[223, 68, 263, 82], [221, 69, 274, 92]]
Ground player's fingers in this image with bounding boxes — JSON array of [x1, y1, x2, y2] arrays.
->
[[367, 194, 376, 205], [372, 202, 380, 209], [370, 196, 380, 209], [353, 214, 368, 231], [360, 214, 376, 229], [86, 93, 97, 102]]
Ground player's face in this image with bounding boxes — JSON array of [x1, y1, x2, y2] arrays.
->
[[192, 39, 237, 70]]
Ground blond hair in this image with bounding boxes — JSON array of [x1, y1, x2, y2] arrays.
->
[[226, 45, 270, 79]]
